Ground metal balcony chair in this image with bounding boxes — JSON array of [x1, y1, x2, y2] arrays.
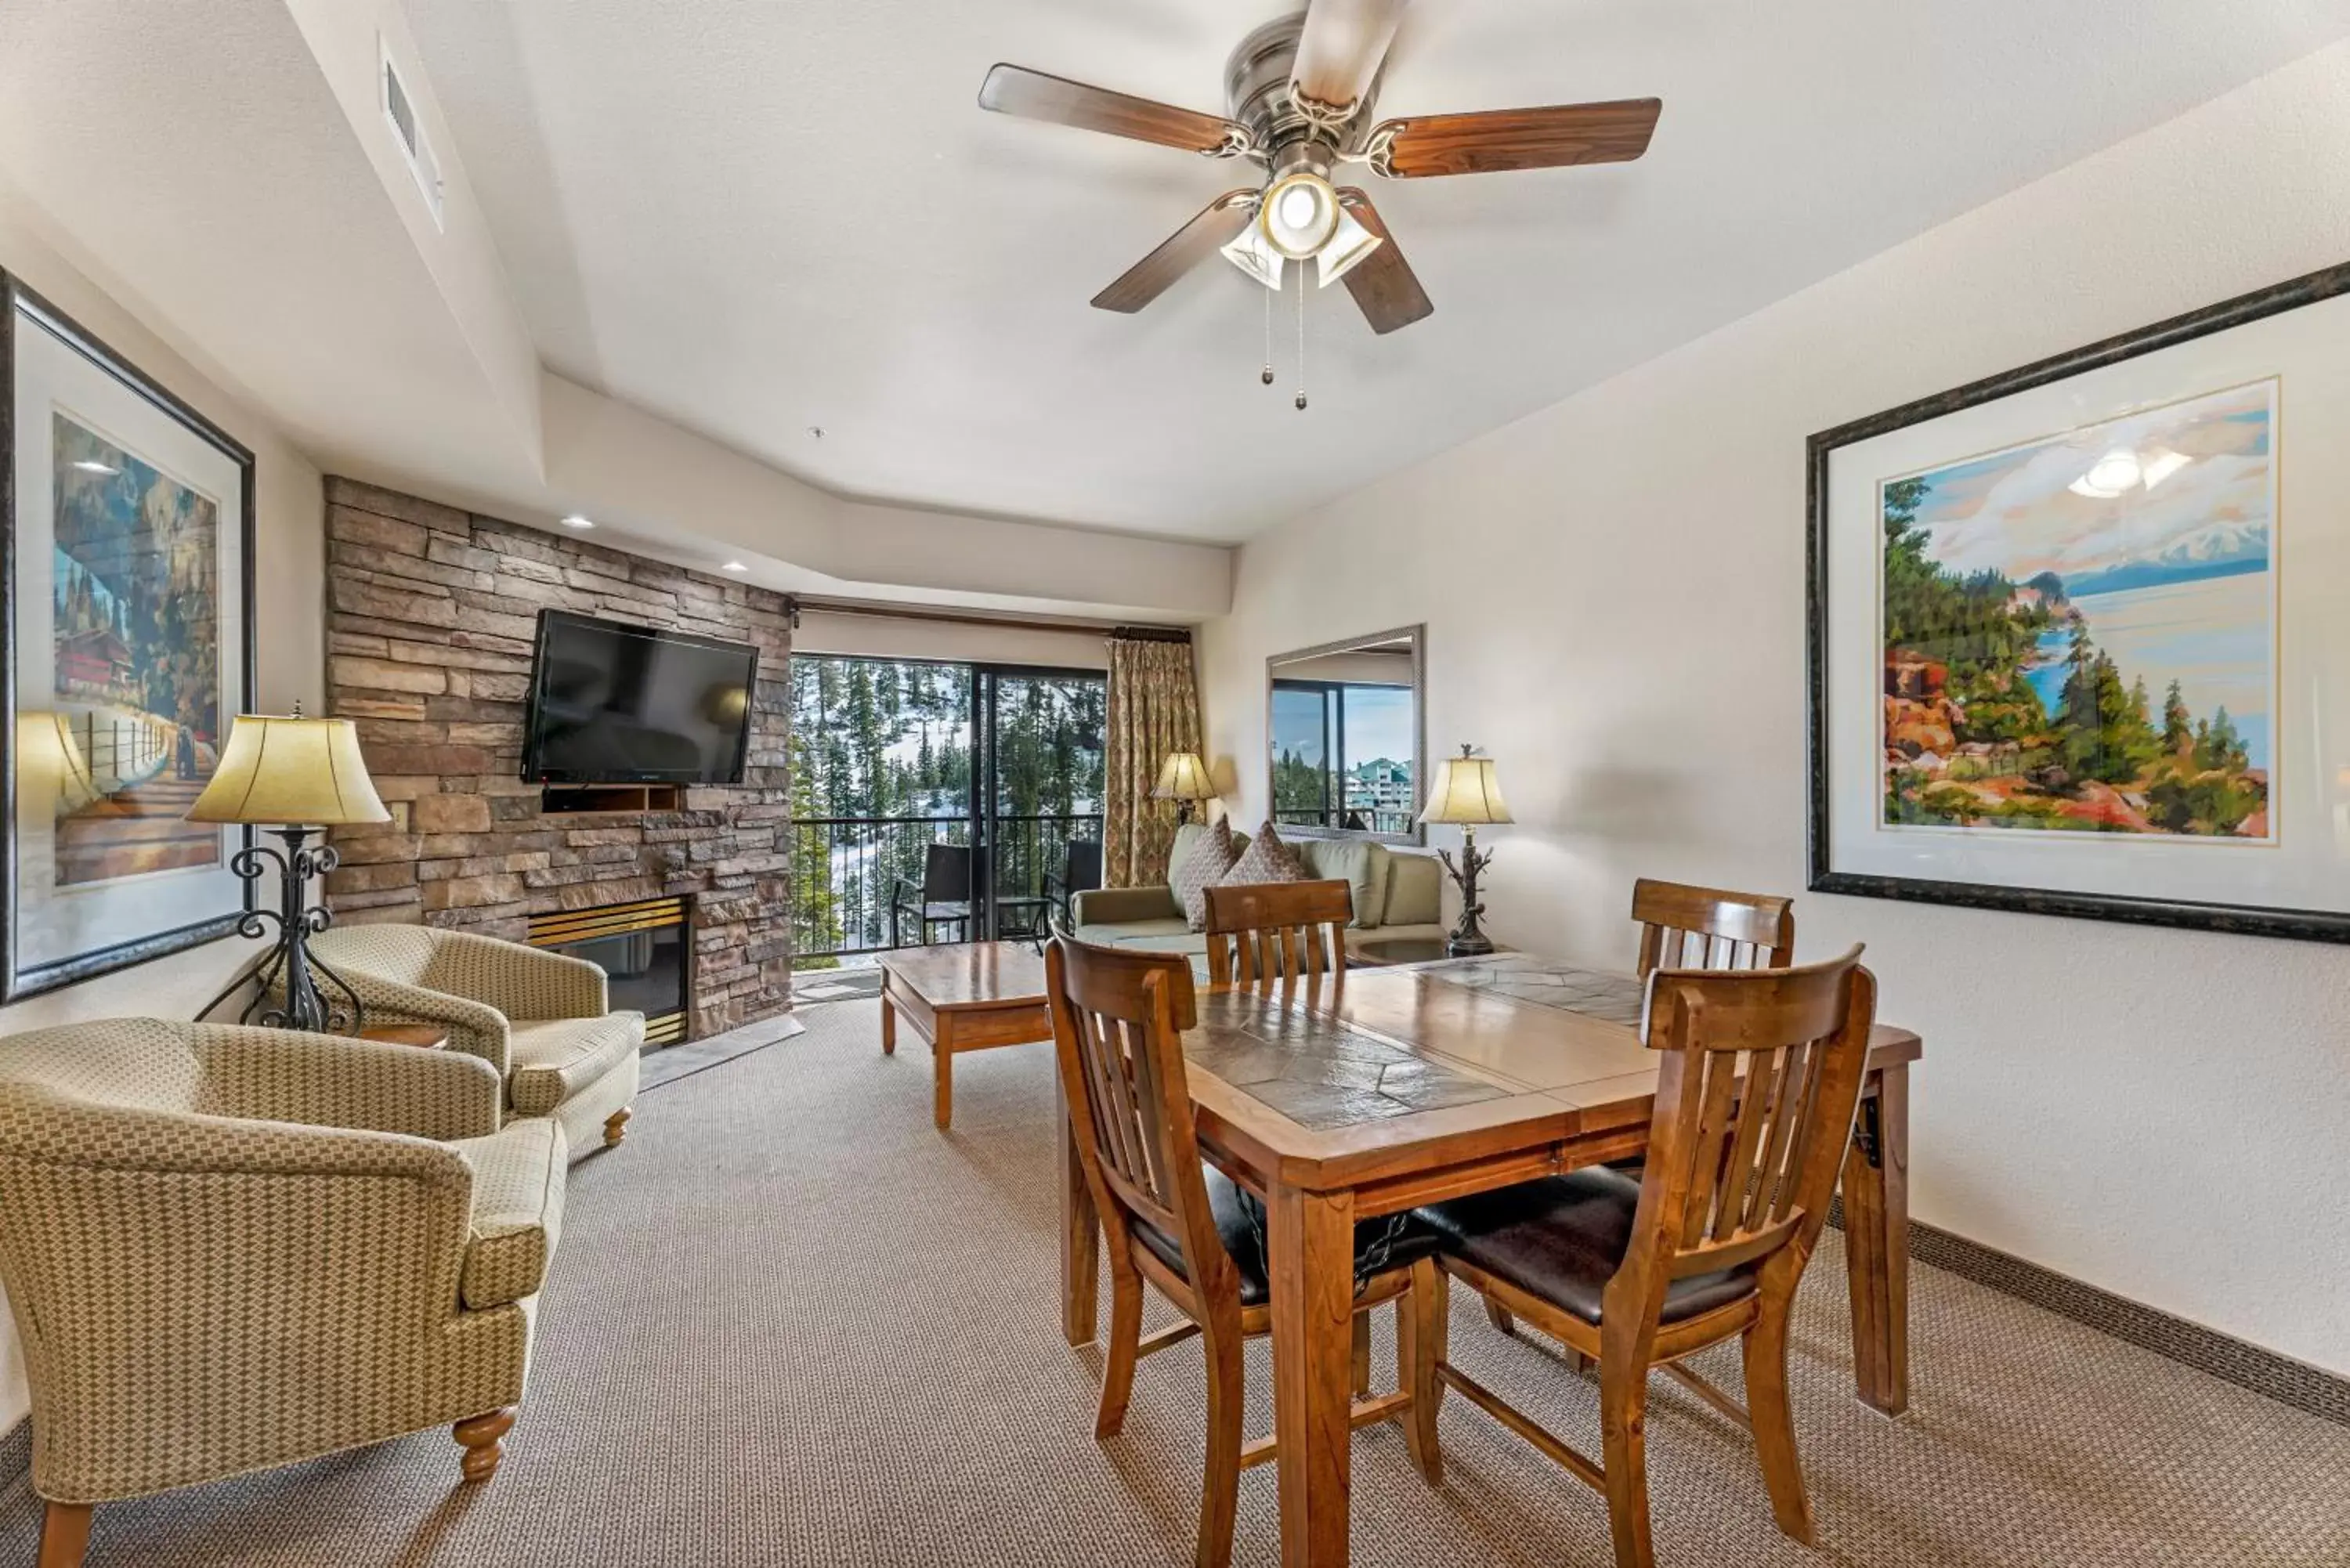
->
[[1044, 837, 1104, 929], [891, 843, 974, 948]]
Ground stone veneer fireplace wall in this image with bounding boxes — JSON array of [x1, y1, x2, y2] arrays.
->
[[318, 477, 794, 1036]]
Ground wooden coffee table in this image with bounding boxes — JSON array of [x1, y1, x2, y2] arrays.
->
[[877, 941, 1051, 1129]]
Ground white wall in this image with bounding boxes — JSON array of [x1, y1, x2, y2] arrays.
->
[[794, 611, 1110, 672], [1199, 44, 2350, 1375], [0, 178, 327, 1431]]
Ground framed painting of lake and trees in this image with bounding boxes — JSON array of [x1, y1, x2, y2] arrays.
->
[[1809, 261, 2350, 943], [2, 275, 256, 999]]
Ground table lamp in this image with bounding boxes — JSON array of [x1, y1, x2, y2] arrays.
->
[[1419, 744, 1512, 956], [1153, 750, 1216, 826], [186, 706, 391, 1032]]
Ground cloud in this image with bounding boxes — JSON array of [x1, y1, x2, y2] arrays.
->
[[1909, 382, 2274, 581]]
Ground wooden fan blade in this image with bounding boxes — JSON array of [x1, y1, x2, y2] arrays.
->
[[1092, 190, 1260, 313], [1369, 97, 1661, 178], [979, 64, 1249, 156], [1290, 0, 1407, 111], [1335, 189, 1431, 334]]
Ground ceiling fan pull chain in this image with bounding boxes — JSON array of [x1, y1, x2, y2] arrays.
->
[[1295, 272, 1308, 410], [1261, 274, 1275, 386]]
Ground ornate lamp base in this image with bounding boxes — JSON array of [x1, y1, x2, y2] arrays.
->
[[1437, 824, 1498, 959], [235, 825, 364, 1033]]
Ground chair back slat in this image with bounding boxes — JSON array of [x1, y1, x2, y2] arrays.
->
[[1613, 948, 1876, 1313], [1046, 932, 1240, 1307], [1074, 1011, 1149, 1214], [1744, 1039, 1811, 1232], [1205, 879, 1353, 990], [1122, 1017, 1178, 1203], [1632, 878, 1795, 977], [1678, 1051, 1742, 1252]]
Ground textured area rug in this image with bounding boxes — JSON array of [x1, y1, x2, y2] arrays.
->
[[2, 999, 2344, 1566]]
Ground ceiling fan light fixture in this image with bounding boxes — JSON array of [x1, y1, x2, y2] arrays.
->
[[1220, 223, 1285, 290], [1316, 208, 1383, 287], [1258, 170, 1340, 260]]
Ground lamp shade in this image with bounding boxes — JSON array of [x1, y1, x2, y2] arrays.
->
[[1317, 208, 1383, 289], [1152, 750, 1216, 802], [1419, 750, 1513, 826], [184, 714, 391, 826]]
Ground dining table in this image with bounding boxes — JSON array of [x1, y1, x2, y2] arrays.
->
[[1055, 952, 1922, 1568]]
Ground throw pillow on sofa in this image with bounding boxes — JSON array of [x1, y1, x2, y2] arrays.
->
[[1220, 819, 1311, 891], [1171, 816, 1241, 930]]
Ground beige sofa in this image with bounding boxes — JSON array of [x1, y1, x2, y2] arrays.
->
[[1071, 822, 1448, 964], [307, 925, 642, 1162], [0, 1019, 557, 1561]]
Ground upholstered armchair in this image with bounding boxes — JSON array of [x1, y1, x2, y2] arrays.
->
[[306, 924, 642, 1159], [0, 1018, 562, 1566]]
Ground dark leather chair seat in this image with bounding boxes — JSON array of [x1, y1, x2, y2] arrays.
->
[[1415, 1167, 1757, 1327], [1135, 1165, 1437, 1309]]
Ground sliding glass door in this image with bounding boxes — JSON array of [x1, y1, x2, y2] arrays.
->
[[975, 667, 1106, 942], [788, 654, 1104, 961]]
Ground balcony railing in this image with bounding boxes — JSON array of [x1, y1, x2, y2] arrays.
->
[[790, 812, 1102, 960], [1274, 806, 1418, 836]]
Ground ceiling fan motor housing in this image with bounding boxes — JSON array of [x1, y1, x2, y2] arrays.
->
[[1225, 12, 1376, 170]]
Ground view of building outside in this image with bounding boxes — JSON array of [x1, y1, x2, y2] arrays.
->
[[790, 656, 1104, 963], [1270, 679, 1416, 834]]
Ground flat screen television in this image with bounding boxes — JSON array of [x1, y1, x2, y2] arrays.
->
[[522, 610, 759, 785]]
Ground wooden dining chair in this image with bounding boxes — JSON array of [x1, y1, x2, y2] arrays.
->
[[1045, 930, 1441, 1568], [1632, 877, 1795, 975], [1412, 947, 1878, 1568], [1476, 878, 1800, 1354], [1202, 878, 1353, 988]]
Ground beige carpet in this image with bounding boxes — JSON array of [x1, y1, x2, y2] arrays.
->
[[2, 999, 2344, 1567]]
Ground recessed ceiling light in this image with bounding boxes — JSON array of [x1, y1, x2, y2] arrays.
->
[[721, 561, 748, 573], [71, 460, 117, 475], [559, 513, 595, 529]]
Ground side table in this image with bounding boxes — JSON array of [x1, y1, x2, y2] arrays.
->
[[358, 1024, 448, 1050]]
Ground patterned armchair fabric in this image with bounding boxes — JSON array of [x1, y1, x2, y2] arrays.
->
[[309, 926, 608, 1074], [306, 925, 642, 1160], [0, 1019, 557, 1506]]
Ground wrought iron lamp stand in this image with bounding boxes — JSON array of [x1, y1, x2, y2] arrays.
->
[[235, 825, 364, 1032]]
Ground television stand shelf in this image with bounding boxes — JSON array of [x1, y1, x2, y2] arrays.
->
[[540, 784, 685, 815]]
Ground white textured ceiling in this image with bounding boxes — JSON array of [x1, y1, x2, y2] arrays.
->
[[399, 0, 2350, 542]]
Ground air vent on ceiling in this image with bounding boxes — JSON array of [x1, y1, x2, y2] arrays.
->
[[379, 43, 445, 227]]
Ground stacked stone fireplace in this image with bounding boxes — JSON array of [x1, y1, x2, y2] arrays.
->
[[319, 477, 794, 1038]]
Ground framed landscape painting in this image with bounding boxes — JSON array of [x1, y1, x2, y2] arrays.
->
[[2, 273, 256, 999], [1808, 260, 2350, 942]]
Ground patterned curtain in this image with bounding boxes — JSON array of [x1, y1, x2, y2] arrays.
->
[[1103, 637, 1203, 888]]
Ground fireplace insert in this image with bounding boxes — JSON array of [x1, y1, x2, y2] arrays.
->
[[526, 897, 689, 1046]]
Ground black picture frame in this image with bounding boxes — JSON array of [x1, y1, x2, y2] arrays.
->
[[1806, 258, 2350, 945], [1, 271, 259, 1000]]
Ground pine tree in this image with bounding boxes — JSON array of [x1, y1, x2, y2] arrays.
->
[[2161, 681, 2193, 754], [2196, 707, 2248, 773]]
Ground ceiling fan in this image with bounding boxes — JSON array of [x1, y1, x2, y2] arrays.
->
[[978, 0, 1661, 338]]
